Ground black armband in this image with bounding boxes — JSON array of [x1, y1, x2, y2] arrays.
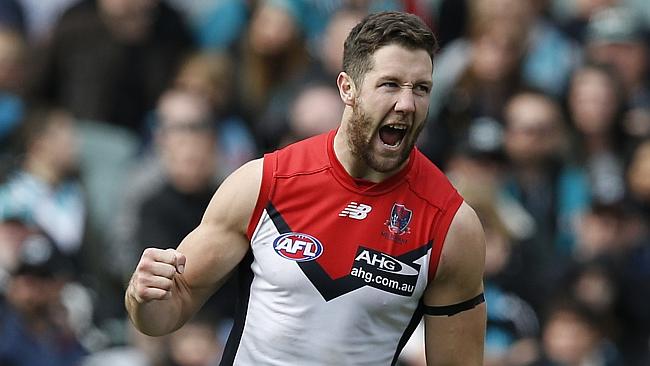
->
[[422, 293, 485, 316]]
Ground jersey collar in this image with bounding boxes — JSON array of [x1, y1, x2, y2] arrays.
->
[[326, 129, 416, 195]]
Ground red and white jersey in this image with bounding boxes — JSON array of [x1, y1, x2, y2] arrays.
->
[[221, 130, 463, 365]]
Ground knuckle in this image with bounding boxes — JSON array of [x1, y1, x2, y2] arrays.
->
[[137, 259, 153, 273], [139, 275, 154, 287], [167, 266, 177, 278], [158, 263, 175, 279], [134, 286, 150, 301], [159, 278, 173, 291], [142, 247, 157, 257], [140, 288, 155, 300], [165, 248, 177, 262], [144, 288, 167, 301], [139, 273, 174, 291]]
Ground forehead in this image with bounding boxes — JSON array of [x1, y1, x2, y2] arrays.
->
[[507, 95, 558, 127], [364, 44, 432, 83], [159, 94, 209, 123], [573, 68, 610, 86]]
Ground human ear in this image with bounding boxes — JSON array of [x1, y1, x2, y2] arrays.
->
[[337, 72, 356, 106]]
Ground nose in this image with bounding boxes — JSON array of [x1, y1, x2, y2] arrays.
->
[[394, 88, 415, 114]]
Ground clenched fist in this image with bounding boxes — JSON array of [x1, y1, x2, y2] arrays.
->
[[128, 248, 186, 303]]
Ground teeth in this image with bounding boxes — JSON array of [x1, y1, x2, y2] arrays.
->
[[387, 125, 407, 130]]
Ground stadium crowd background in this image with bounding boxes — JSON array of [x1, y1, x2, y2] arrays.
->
[[0, 0, 649, 365]]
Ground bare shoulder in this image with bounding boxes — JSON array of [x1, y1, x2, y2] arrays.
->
[[423, 201, 486, 305], [171, 159, 263, 296]]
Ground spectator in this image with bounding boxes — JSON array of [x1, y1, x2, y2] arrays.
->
[[444, 120, 537, 243], [173, 51, 257, 174], [81, 320, 170, 366], [135, 90, 220, 251], [433, 0, 469, 48], [0, 105, 86, 258], [233, 0, 311, 145], [469, 192, 541, 366], [111, 89, 237, 324], [112, 89, 218, 277], [281, 82, 344, 146], [0, 26, 26, 158], [191, 0, 252, 51], [265, 82, 344, 149], [585, 6, 648, 100], [27, 0, 194, 133], [173, 52, 238, 122], [15, 0, 78, 44], [500, 89, 590, 310], [0, 3, 646, 364], [565, 261, 621, 340], [256, 7, 363, 149], [547, 203, 630, 349], [566, 62, 627, 204], [534, 300, 623, 366], [519, 0, 582, 97], [312, 7, 366, 84], [0, 229, 87, 366], [558, 0, 619, 43], [626, 139, 650, 213], [167, 312, 224, 366], [584, 6, 650, 143], [573, 203, 629, 262], [84, 310, 225, 366], [427, 0, 581, 139], [615, 139, 650, 365], [422, 10, 527, 168], [0, 0, 26, 33], [0, 216, 33, 292]]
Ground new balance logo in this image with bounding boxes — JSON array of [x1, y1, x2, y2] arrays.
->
[[339, 202, 372, 220]]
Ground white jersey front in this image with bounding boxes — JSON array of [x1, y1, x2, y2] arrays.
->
[[220, 131, 463, 365]]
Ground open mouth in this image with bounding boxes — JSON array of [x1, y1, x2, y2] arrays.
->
[[379, 125, 408, 147]]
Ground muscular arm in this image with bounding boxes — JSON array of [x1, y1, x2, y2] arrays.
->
[[423, 202, 487, 366], [125, 159, 262, 336]]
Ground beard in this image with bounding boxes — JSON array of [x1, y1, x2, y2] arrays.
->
[[347, 101, 423, 173]]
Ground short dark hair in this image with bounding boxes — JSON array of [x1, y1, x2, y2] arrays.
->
[[342, 11, 437, 86]]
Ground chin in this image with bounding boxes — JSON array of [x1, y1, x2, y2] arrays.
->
[[365, 150, 409, 173]]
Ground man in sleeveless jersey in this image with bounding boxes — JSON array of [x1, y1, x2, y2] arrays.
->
[[126, 11, 486, 365]]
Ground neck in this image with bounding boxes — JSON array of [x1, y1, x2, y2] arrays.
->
[[584, 133, 611, 154], [24, 156, 61, 186], [515, 161, 553, 186]]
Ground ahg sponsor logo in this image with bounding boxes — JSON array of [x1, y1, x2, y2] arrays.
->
[[354, 250, 418, 276], [273, 232, 323, 262], [350, 247, 419, 296]]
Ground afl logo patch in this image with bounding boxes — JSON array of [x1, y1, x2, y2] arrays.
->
[[273, 232, 323, 262]]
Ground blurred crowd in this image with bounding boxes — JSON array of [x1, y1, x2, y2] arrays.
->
[[0, 0, 648, 365]]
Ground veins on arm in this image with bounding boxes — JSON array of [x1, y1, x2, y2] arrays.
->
[[174, 159, 262, 317]]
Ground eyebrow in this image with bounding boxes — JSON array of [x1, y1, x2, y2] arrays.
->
[[376, 75, 432, 86]]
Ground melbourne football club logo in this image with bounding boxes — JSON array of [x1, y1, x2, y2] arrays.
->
[[386, 203, 412, 235], [273, 232, 323, 262]]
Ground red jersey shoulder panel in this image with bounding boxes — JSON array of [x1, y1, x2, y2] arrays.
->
[[406, 149, 461, 210], [246, 132, 332, 238], [273, 132, 331, 178]]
